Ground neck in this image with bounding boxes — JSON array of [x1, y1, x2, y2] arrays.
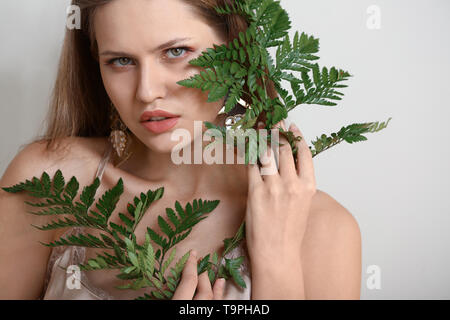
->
[[117, 132, 245, 197]]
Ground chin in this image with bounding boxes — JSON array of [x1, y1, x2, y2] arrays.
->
[[141, 134, 193, 155]]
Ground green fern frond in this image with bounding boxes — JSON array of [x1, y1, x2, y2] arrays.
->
[[175, 0, 390, 164], [310, 117, 393, 158], [3, 168, 246, 299], [226, 256, 247, 288]]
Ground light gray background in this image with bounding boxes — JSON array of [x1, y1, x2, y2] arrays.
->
[[1, 0, 449, 299]]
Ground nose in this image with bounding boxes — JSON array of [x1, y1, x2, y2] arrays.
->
[[136, 61, 166, 104]]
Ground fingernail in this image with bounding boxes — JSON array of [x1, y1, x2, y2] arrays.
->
[[191, 250, 197, 257]]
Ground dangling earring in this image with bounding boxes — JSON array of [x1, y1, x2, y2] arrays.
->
[[224, 113, 245, 130], [109, 102, 133, 167], [219, 90, 251, 130]]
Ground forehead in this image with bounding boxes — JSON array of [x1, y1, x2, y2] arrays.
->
[[94, 0, 221, 51]]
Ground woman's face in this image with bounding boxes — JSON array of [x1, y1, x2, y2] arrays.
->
[[95, 0, 227, 153]]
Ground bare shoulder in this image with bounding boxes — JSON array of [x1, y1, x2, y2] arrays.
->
[[301, 189, 362, 299], [0, 136, 109, 239], [1, 136, 108, 188], [0, 136, 108, 299], [307, 189, 361, 235]]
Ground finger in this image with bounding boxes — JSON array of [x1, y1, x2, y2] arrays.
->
[[248, 160, 263, 191], [273, 119, 286, 130], [290, 123, 315, 183], [171, 250, 198, 300], [259, 130, 279, 181], [247, 119, 264, 191], [277, 125, 297, 178], [212, 278, 226, 300], [193, 271, 214, 300], [267, 119, 286, 175]]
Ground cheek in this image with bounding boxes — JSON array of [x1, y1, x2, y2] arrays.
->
[[187, 85, 225, 118], [200, 97, 226, 120], [179, 67, 224, 116], [99, 68, 138, 129], [186, 98, 223, 122], [100, 67, 136, 104]]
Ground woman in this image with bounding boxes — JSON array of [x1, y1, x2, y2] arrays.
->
[[0, 0, 361, 300]]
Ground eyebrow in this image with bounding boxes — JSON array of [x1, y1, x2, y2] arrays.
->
[[99, 37, 193, 57]]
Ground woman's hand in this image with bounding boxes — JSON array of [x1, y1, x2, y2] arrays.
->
[[172, 250, 226, 300], [245, 120, 317, 267]]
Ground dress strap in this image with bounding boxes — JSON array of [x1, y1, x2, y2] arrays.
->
[[94, 142, 113, 182]]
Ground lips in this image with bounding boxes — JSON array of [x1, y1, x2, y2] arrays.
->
[[141, 117, 180, 134], [139, 109, 180, 134], [140, 110, 180, 122]]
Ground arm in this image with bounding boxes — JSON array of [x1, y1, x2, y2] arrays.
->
[[251, 252, 305, 299], [0, 142, 58, 299], [250, 190, 361, 300], [301, 190, 362, 299]]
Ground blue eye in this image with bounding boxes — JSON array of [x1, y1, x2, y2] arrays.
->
[[106, 46, 191, 68], [167, 47, 187, 59], [109, 57, 133, 67]]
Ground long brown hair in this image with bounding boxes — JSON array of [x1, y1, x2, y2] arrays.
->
[[37, 0, 278, 151]]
